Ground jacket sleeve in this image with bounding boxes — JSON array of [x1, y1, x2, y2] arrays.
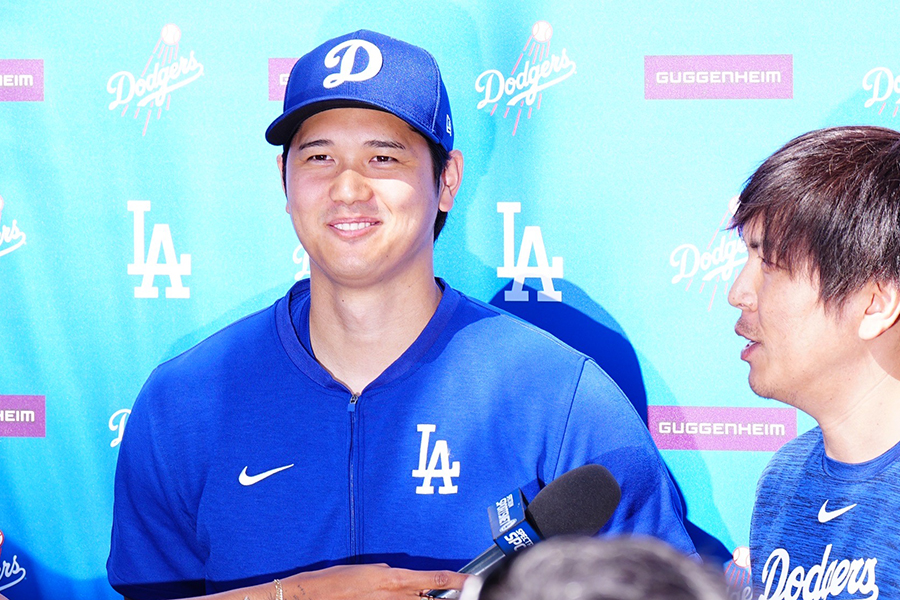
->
[[554, 359, 697, 557], [107, 368, 208, 600]]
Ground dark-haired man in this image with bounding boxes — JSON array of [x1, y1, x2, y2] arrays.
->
[[108, 30, 695, 600], [728, 126, 900, 599]]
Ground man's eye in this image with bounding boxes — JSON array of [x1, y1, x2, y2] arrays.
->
[[372, 155, 396, 163], [308, 154, 330, 161]]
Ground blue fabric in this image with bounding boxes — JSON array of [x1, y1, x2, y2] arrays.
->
[[108, 279, 695, 599], [751, 427, 900, 599], [265, 29, 453, 150]]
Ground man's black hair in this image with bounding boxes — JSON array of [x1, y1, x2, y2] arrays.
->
[[731, 126, 900, 309]]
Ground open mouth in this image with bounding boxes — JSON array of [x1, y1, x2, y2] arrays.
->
[[332, 221, 377, 232], [740, 339, 760, 361], [734, 323, 760, 361]]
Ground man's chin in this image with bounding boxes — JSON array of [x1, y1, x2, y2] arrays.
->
[[747, 373, 777, 401]]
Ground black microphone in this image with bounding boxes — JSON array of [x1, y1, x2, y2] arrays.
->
[[426, 464, 621, 598]]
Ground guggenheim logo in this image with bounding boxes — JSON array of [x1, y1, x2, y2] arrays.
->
[[645, 54, 792, 100], [0, 395, 46, 438], [0, 59, 43, 102]]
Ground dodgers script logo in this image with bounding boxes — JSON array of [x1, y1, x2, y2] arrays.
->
[[107, 24, 204, 136], [0, 530, 27, 593], [109, 408, 130, 448], [862, 67, 900, 117], [128, 201, 191, 299], [322, 40, 383, 88], [293, 242, 311, 281], [759, 545, 878, 600], [724, 546, 752, 600], [669, 196, 746, 311], [0, 194, 27, 260], [476, 21, 576, 135], [412, 424, 459, 495], [497, 202, 563, 302]]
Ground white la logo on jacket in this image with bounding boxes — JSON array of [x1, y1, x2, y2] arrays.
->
[[412, 424, 459, 494]]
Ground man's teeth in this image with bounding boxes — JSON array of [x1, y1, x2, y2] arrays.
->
[[334, 222, 373, 231]]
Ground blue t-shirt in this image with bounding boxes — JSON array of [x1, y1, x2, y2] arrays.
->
[[108, 280, 695, 599], [751, 427, 900, 600]]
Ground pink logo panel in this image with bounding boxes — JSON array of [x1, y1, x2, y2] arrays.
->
[[0, 395, 46, 437], [269, 58, 298, 101], [649, 405, 796, 452], [645, 55, 792, 100], [0, 59, 44, 101]]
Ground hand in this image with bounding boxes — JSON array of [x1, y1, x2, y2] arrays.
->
[[283, 563, 469, 600]]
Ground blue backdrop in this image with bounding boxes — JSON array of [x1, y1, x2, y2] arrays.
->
[[2, 1, 897, 597]]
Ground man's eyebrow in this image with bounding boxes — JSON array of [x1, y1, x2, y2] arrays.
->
[[295, 139, 332, 152], [365, 139, 406, 150]]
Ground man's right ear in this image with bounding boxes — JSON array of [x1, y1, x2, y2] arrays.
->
[[858, 281, 900, 341]]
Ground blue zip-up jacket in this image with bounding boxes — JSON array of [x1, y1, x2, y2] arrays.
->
[[108, 280, 695, 599]]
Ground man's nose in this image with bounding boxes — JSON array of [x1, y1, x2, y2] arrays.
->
[[330, 167, 372, 205], [727, 262, 757, 311]]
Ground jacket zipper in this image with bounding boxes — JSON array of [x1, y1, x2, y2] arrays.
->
[[348, 393, 360, 561]]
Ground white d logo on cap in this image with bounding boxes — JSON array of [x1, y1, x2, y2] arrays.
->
[[323, 40, 384, 89]]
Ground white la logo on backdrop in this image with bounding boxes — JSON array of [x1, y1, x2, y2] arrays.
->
[[128, 201, 191, 298], [497, 202, 563, 302], [412, 424, 460, 495], [323, 40, 383, 89], [109, 408, 131, 448]]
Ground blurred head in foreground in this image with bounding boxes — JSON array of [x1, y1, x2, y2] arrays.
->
[[466, 536, 726, 600]]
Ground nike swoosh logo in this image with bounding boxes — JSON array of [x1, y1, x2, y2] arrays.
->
[[818, 500, 857, 523], [239, 464, 295, 486]]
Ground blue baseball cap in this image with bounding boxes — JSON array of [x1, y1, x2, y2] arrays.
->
[[266, 30, 454, 151]]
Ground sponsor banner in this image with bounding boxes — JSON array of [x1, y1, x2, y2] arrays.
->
[[649, 405, 796, 452], [645, 54, 792, 100], [0, 395, 46, 438], [269, 58, 297, 101], [0, 59, 43, 102]]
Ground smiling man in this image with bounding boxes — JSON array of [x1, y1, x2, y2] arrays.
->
[[728, 126, 900, 600], [108, 30, 695, 600]]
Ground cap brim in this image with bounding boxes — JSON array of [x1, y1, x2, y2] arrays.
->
[[266, 99, 398, 146]]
